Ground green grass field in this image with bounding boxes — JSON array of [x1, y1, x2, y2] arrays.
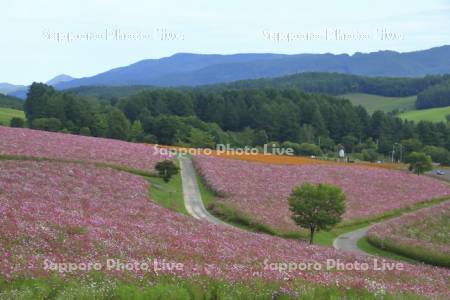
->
[[340, 93, 416, 114], [0, 274, 424, 300], [399, 106, 450, 122], [357, 237, 419, 263], [146, 162, 187, 215], [0, 107, 25, 126]]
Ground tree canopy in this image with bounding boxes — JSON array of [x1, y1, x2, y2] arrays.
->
[[22, 82, 450, 162], [288, 183, 346, 244], [406, 152, 433, 175]]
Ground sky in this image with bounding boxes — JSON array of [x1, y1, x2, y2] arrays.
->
[[1, 0, 450, 85]]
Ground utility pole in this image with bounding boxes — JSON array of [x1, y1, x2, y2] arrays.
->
[[391, 143, 396, 163]]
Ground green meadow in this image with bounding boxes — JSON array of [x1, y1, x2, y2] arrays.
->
[[0, 107, 25, 126], [399, 106, 450, 123], [340, 93, 416, 114]]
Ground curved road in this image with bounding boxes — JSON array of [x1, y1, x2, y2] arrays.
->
[[333, 226, 372, 256], [180, 155, 371, 254], [179, 156, 229, 226]]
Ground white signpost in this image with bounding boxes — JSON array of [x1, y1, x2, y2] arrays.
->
[[338, 149, 345, 160]]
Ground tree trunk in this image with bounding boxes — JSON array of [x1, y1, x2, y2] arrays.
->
[[309, 226, 315, 244]]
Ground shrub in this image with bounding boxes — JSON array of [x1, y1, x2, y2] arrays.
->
[[141, 134, 156, 144], [406, 152, 433, 175], [155, 160, 179, 182], [297, 143, 322, 156], [79, 127, 91, 136], [361, 149, 379, 162], [423, 145, 450, 165], [186, 128, 215, 148], [32, 117, 62, 132], [9, 117, 25, 128]]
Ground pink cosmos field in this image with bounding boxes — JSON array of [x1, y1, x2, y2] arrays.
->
[[0, 160, 449, 298], [0, 126, 169, 171], [193, 155, 450, 232], [368, 201, 450, 258]]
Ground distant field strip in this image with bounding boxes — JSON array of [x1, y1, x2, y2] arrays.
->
[[0, 108, 24, 125], [340, 93, 416, 114], [399, 106, 450, 122]]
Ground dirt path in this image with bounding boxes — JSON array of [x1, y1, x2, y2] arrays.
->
[[333, 226, 372, 256], [179, 156, 229, 226]]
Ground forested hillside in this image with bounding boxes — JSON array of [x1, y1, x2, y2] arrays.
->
[[220, 73, 450, 97], [416, 80, 450, 109], [52, 46, 450, 90], [0, 93, 23, 110], [20, 83, 450, 164], [66, 73, 450, 110]]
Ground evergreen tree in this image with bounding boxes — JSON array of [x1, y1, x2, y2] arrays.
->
[[106, 109, 130, 140], [129, 120, 145, 142]]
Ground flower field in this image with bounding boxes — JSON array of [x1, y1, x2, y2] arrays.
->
[[161, 145, 402, 170], [0, 160, 449, 298], [228, 153, 402, 170], [194, 155, 450, 232], [367, 201, 450, 267], [0, 126, 169, 171], [208, 151, 327, 165]]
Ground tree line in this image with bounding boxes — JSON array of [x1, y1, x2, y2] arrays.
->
[[0, 93, 23, 110], [65, 72, 450, 111], [213, 72, 450, 98], [67, 72, 450, 103], [416, 80, 450, 109], [20, 82, 450, 165]]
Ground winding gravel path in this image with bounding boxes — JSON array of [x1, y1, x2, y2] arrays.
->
[[180, 154, 372, 253], [179, 156, 229, 226], [333, 226, 372, 256]]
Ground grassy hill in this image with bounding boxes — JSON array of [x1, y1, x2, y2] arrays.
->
[[338, 93, 449, 122], [399, 106, 450, 122], [339, 93, 416, 114], [0, 108, 25, 126]]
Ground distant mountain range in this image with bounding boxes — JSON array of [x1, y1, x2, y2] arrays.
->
[[3, 74, 75, 99], [53, 45, 450, 90], [0, 83, 27, 96], [4, 45, 450, 99], [55, 53, 285, 89], [46, 74, 74, 86]]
